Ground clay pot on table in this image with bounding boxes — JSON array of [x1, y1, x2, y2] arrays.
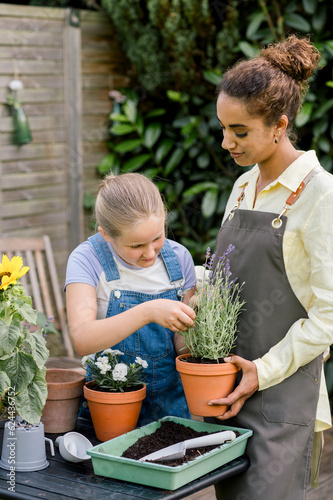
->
[[41, 369, 85, 433]]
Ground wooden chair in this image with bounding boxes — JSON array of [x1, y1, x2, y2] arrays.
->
[[0, 235, 77, 364]]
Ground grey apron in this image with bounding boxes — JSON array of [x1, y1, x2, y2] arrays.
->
[[212, 171, 323, 500]]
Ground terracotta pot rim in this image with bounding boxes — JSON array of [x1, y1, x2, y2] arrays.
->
[[84, 381, 146, 404], [176, 354, 240, 375]]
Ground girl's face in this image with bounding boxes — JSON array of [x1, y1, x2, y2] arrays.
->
[[107, 215, 166, 268], [217, 92, 279, 168]]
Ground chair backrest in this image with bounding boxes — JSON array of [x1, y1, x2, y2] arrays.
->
[[0, 235, 75, 358]]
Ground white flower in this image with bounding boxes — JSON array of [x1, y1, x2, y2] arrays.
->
[[102, 348, 124, 356], [112, 363, 128, 382], [96, 356, 109, 364], [9, 79, 23, 91], [99, 364, 112, 375], [135, 356, 148, 369], [81, 355, 88, 367]]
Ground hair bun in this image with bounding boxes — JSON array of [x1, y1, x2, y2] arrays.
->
[[260, 35, 321, 84]]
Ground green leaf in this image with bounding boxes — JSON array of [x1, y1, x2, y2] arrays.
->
[[110, 123, 136, 135], [123, 99, 137, 123], [313, 99, 333, 120], [313, 118, 328, 137], [295, 102, 313, 127], [109, 113, 129, 123], [164, 148, 184, 176], [143, 122, 162, 148], [146, 109, 166, 118], [202, 70, 221, 86], [0, 319, 22, 357], [246, 12, 266, 40], [0, 351, 36, 394], [312, 5, 326, 33], [302, 0, 317, 15], [317, 136, 331, 153], [201, 189, 218, 218], [183, 182, 218, 198], [113, 138, 142, 153], [167, 90, 182, 102], [155, 138, 174, 163], [122, 154, 151, 172], [24, 330, 49, 370], [15, 370, 48, 424], [284, 13, 311, 32], [197, 151, 210, 169], [0, 371, 11, 399], [14, 302, 37, 324], [97, 153, 120, 175], [238, 41, 260, 58]]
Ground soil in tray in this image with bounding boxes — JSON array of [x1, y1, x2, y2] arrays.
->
[[122, 420, 240, 467]]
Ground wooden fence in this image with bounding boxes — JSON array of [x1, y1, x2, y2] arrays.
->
[[0, 3, 131, 285]]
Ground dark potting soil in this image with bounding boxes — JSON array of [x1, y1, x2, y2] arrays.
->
[[122, 420, 240, 467], [182, 356, 226, 364]]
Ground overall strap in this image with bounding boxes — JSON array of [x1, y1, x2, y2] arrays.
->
[[159, 239, 184, 283], [88, 233, 120, 281]]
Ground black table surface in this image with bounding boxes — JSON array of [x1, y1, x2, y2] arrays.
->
[[0, 419, 250, 500]]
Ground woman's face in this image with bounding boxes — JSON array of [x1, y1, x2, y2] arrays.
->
[[216, 92, 278, 168], [108, 215, 166, 268]]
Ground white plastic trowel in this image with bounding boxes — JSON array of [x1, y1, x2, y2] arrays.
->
[[139, 430, 236, 462]]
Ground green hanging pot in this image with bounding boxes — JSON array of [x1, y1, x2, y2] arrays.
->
[[12, 105, 32, 145]]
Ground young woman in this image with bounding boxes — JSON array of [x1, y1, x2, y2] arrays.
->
[[208, 35, 333, 499], [65, 173, 196, 425]]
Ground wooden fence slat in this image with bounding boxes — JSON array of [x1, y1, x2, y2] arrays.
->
[[2, 171, 66, 189], [0, 4, 66, 19], [0, 29, 63, 47], [2, 157, 67, 174], [2, 211, 68, 231], [2, 198, 67, 219], [4, 184, 67, 202], [0, 75, 64, 88], [0, 143, 66, 161], [0, 60, 63, 75], [25, 249, 43, 312]]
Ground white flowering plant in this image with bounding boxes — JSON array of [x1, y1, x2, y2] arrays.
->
[[182, 245, 246, 361], [81, 349, 148, 393]]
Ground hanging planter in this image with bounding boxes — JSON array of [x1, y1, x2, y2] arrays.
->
[[6, 79, 32, 145], [176, 354, 240, 417], [84, 382, 146, 442]]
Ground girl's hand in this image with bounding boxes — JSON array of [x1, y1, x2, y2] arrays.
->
[[208, 355, 259, 420], [147, 299, 196, 332]]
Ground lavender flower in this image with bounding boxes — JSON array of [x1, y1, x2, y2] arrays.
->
[[182, 246, 245, 361]]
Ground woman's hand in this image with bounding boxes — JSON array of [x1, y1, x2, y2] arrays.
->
[[208, 355, 259, 420]]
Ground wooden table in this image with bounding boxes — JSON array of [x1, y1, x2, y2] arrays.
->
[[0, 419, 250, 500]]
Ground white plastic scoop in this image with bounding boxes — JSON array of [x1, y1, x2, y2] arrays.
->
[[139, 430, 236, 462]]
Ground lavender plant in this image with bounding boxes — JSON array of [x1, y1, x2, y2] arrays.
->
[[182, 245, 245, 361]]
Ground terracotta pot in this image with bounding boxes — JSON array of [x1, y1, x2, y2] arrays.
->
[[84, 382, 146, 442], [41, 369, 85, 433], [176, 354, 240, 417]]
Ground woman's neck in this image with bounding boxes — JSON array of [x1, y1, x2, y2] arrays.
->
[[255, 142, 302, 203]]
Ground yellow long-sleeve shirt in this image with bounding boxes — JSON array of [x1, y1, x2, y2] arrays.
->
[[223, 150, 333, 431]]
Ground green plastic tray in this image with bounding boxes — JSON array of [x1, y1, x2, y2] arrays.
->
[[87, 416, 252, 491]]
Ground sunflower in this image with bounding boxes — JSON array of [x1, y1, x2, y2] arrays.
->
[[0, 254, 29, 290]]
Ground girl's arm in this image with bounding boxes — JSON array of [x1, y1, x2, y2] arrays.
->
[[66, 283, 196, 356]]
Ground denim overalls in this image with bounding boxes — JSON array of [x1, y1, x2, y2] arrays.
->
[[87, 233, 190, 426]]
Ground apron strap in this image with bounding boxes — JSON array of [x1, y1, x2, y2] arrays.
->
[[272, 165, 324, 228]]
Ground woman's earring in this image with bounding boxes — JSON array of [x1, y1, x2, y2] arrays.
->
[[274, 137, 279, 144]]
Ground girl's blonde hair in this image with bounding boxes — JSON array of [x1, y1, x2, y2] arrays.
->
[[94, 173, 166, 238]]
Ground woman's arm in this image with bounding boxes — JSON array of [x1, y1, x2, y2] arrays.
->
[[66, 283, 196, 356]]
